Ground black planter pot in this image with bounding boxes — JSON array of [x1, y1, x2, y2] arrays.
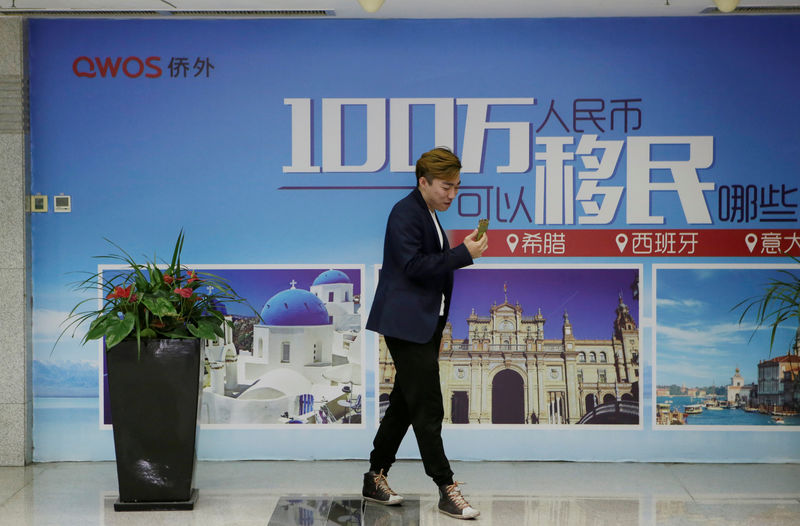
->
[[106, 338, 203, 511]]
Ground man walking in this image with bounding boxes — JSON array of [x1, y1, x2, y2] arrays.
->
[[363, 147, 488, 519]]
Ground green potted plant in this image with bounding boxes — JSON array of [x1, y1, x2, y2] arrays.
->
[[61, 231, 254, 511]]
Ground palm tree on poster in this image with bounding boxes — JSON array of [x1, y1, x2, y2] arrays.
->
[[734, 257, 800, 355], [734, 257, 800, 411]]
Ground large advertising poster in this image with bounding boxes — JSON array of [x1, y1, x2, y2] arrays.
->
[[29, 17, 800, 462]]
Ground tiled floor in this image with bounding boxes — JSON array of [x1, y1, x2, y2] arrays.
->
[[1, 460, 798, 525]]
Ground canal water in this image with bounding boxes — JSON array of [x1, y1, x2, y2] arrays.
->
[[657, 395, 799, 426]]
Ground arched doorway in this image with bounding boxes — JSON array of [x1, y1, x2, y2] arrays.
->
[[492, 369, 524, 423], [585, 393, 597, 412], [451, 391, 469, 424]]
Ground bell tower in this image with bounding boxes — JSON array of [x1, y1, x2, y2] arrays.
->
[[613, 293, 639, 384], [614, 293, 637, 337], [562, 310, 574, 342]]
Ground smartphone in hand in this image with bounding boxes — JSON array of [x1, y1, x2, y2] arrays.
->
[[476, 218, 489, 241]]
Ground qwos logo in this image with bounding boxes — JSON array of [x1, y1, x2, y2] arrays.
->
[[72, 56, 163, 79]]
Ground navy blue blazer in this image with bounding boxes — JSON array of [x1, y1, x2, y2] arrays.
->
[[366, 188, 473, 344]]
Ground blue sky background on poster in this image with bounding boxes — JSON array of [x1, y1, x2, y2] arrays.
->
[[29, 19, 799, 240], [448, 266, 639, 341], [655, 265, 800, 388], [191, 267, 362, 318]]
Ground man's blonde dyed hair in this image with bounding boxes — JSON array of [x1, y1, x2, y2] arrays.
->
[[416, 147, 461, 187]]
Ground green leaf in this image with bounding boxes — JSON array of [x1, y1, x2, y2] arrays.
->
[[105, 312, 136, 349], [139, 328, 157, 339], [170, 230, 184, 271], [187, 317, 222, 340], [160, 328, 190, 339], [141, 296, 178, 317], [84, 314, 116, 342], [149, 265, 164, 284]]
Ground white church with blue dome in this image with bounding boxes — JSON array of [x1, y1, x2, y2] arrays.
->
[[200, 268, 362, 425], [310, 269, 359, 331]]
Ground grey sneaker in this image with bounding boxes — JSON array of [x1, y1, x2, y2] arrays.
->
[[362, 469, 404, 505], [438, 482, 480, 519]]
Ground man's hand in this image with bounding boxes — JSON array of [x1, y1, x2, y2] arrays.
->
[[463, 228, 489, 259]]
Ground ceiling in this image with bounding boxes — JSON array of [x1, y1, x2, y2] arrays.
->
[[0, 0, 799, 18]]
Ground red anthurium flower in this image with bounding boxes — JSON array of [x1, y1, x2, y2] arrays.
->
[[163, 274, 174, 285], [186, 270, 199, 284], [107, 285, 133, 300], [174, 287, 193, 298]]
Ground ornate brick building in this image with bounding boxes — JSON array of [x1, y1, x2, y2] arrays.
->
[[378, 286, 640, 424]]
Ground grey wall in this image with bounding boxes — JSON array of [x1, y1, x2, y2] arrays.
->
[[0, 16, 32, 466]]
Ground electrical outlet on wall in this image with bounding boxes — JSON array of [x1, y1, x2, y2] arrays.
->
[[30, 194, 47, 212]]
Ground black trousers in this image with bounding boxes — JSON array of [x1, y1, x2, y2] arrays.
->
[[369, 317, 454, 487]]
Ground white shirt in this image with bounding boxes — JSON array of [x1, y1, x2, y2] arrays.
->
[[429, 209, 446, 316]]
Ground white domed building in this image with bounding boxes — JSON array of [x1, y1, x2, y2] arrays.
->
[[200, 270, 362, 425], [251, 281, 334, 371], [310, 269, 359, 332]]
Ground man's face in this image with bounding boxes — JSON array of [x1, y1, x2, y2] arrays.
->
[[419, 175, 460, 212]]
